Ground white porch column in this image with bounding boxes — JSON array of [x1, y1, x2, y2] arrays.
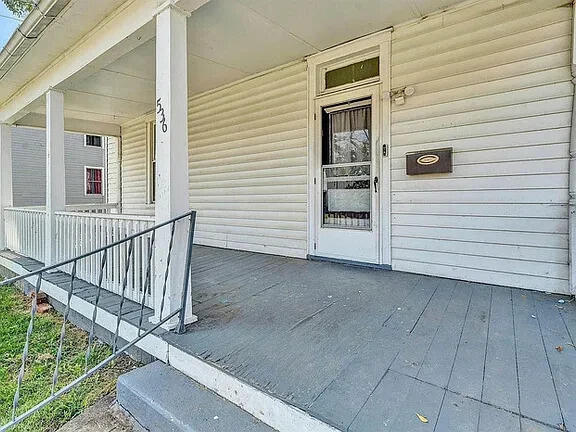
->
[[45, 89, 66, 266], [0, 124, 13, 250], [153, 1, 196, 327]]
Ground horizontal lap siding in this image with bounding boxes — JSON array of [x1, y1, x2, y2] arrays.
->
[[390, 0, 573, 293], [188, 62, 308, 257], [12, 127, 105, 206], [106, 137, 120, 204], [119, 120, 152, 215]]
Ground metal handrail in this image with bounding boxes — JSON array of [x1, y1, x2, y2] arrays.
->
[[0, 308, 181, 432], [0, 209, 197, 431]]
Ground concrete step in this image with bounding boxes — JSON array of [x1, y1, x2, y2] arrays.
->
[[117, 361, 277, 432]]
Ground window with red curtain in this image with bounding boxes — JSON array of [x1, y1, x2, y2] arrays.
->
[[85, 168, 103, 195]]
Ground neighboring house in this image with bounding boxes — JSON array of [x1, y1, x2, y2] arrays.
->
[[11, 126, 107, 206], [0, 0, 575, 431]]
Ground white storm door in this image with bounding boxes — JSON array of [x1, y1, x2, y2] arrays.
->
[[314, 87, 380, 264]]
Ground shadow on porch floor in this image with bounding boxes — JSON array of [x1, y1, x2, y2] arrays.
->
[[163, 246, 576, 432]]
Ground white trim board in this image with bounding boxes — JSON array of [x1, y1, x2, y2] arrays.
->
[[0, 255, 339, 432]]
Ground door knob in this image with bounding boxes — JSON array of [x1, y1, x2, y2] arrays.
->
[[374, 176, 379, 193]]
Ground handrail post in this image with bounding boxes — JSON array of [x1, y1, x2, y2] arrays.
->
[[177, 211, 196, 334]]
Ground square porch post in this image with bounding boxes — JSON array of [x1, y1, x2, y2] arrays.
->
[[0, 124, 13, 250], [45, 89, 66, 266], [153, 0, 196, 328]]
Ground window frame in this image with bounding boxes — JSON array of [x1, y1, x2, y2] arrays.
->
[[84, 166, 104, 196], [84, 135, 103, 148], [323, 56, 380, 92], [146, 121, 156, 204], [318, 50, 381, 95]]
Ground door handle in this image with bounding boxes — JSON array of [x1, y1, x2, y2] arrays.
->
[[374, 176, 379, 193]]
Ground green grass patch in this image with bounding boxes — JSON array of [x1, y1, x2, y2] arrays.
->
[[0, 285, 138, 432]]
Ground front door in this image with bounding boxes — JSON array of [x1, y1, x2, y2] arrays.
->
[[314, 86, 380, 264]]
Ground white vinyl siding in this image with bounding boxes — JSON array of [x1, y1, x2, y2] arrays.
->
[[105, 136, 120, 204], [120, 118, 152, 215], [389, 0, 572, 293], [118, 62, 308, 257], [188, 62, 308, 257]]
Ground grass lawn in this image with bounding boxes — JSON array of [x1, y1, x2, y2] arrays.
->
[[0, 285, 138, 432]]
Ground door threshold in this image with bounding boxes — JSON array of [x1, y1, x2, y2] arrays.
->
[[307, 255, 391, 270]]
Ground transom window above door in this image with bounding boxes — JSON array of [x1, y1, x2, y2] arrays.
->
[[325, 57, 379, 90]]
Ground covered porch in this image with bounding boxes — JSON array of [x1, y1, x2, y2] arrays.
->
[[0, 0, 575, 429], [0, 0, 574, 320]]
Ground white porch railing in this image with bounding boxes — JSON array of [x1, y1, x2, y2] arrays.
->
[[64, 203, 120, 214], [4, 205, 156, 308], [54, 212, 156, 308], [4, 207, 46, 262]]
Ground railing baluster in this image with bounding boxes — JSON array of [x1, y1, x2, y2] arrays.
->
[[116, 219, 122, 295], [138, 231, 155, 336], [85, 249, 108, 372], [158, 222, 177, 321], [51, 261, 77, 395], [106, 219, 112, 292], [134, 220, 141, 301], [113, 238, 134, 353], [11, 273, 43, 420]]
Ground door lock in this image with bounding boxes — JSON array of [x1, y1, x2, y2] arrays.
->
[[374, 176, 379, 193]]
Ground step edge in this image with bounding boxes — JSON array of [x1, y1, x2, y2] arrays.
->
[[117, 374, 188, 432], [167, 345, 342, 432]]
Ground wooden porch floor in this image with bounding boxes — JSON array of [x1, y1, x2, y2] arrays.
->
[[163, 245, 576, 432]]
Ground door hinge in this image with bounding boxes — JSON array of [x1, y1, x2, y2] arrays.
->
[[382, 144, 387, 157], [314, 113, 317, 120], [314, 177, 317, 185], [314, 242, 317, 250]]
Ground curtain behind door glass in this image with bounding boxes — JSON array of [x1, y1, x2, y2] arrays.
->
[[328, 106, 371, 164]]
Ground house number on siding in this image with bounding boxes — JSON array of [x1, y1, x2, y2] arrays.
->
[[156, 98, 168, 133]]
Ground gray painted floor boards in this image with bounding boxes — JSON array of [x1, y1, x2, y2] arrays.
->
[[164, 246, 576, 432], [3, 246, 575, 432]]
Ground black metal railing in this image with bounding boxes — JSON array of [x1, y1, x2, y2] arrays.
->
[[0, 210, 197, 431]]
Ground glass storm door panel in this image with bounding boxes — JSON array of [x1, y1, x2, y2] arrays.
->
[[315, 95, 380, 264], [322, 103, 372, 230]]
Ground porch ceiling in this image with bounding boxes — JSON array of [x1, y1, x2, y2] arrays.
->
[[6, 0, 464, 134]]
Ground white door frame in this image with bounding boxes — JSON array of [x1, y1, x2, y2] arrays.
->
[[306, 29, 392, 266]]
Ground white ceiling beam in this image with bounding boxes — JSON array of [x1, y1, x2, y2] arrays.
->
[[15, 113, 121, 137]]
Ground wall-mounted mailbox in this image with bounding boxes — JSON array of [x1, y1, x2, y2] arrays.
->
[[406, 148, 452, 175]]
